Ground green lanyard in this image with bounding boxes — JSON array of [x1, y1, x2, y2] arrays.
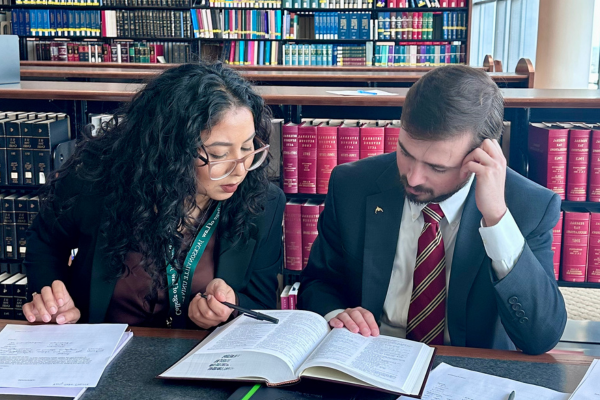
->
[[167, 202, 221, 328]]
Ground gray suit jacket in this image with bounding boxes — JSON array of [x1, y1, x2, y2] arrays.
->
[[299, 152, 567, 355]]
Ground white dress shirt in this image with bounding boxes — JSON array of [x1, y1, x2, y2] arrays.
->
[[325, 175, 526, 345]]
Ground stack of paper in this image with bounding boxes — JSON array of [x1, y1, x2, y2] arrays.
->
[[399, 363, 570, 400], [0, 324, 133, 399], [569, 359, 600, 399]]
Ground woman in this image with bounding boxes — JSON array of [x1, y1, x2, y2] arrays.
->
[[22, 62, 285, 329]]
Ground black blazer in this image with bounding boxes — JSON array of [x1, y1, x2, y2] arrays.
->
[[24, 173, 286, 324], [299, 152, 567, 355]]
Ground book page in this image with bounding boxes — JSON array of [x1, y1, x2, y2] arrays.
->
[[160, 310, 330, 384], [298, 328, 433, 394], [399, 363, 570, 400], [569, 359, 600, 399]]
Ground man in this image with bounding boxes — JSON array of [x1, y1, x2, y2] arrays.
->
[[299, 65, 566, 355]]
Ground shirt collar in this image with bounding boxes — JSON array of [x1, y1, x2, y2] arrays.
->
[[407, 174, 474, 225]]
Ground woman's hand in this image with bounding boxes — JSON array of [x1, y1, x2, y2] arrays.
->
[[188, 278, 236, 329], [22, 280, 81, 324]]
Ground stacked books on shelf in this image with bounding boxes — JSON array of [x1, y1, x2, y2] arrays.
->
[[376, 0, 466, 8], [283, 118, 399, 195], [374, 41, 464, 66], [282, 43, 372, 66], [283, 0, 372, 9], [102, 0, 191, 6], [0, 269, 28, 320], [527, 122, 600, 283], [283, 12, 372, 40], [280, 282, 300, 309], [23, 39, 191, 62], [209, 0, 282, 7], [220, 40, 280, 65], [284, 199, 324, 270], [190, 9, 282, 39], [11, 9, 102, 37], [102, 9, 191, 38], [373, 11, 466, 41]]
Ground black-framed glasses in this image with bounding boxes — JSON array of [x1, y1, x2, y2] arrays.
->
[[197, 136, 270, 181]]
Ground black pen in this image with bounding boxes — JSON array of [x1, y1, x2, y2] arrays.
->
[[199, 294, 279, 324], [508, 390, 516, 400]]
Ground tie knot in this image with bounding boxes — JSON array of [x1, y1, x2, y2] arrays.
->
[[423, 204, 444, 224]]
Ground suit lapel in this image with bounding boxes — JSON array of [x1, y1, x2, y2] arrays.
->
[[362, 160, 404, 318], [89, 229, 118, 323], [447, 178, 486, 346], [216, 235, 256, 289]]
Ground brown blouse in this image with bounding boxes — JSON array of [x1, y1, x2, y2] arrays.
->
[[105, 232, 216, 328]]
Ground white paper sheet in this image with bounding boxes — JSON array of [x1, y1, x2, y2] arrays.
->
[[398, 363, 570, 400], [0, 331, 133, 398], [326, 90, 398, 96], [0, 324, 128, 388], [569, 359, 600, 399]]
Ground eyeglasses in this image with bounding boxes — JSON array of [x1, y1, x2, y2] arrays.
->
[[197, 136, 270, 181]]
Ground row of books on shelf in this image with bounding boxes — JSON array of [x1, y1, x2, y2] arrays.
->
[[375, 11, 466, 40], [528, 122, 600, 202], [374, 42, 465, 66], [190, 8, 282, 39], [283, 0, 372, 10], [284, 11, 371, 40], [24, 39, 191, 63], [0, 270, 28, 320], [284, 199, 323, 270], [0, 111, 71, 187], [283, 43, 371, 66], [282, 118, 398, 194], [553, 209, 600, 283], [376, 0, 465, 8], [218, 39, 280, 64], [15, 0, 190, 7], [208, 0, 282, 7], [0, 193, 40, 261], [280, 282, 300, 309], [11, 9, 102, 37], [102, 9, 191, 38]]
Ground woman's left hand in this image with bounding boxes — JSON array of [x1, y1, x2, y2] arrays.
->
[[188, 278, 236, 329]]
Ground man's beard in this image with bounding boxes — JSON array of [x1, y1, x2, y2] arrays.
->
[[400, 174, 471, 205]]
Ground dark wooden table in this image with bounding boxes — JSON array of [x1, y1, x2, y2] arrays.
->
[[0, 320, 595, 399]]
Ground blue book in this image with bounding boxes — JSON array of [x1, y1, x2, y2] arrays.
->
[[334, 12, 339, 39], [55, 9, 62, 37], [458, 11, 465, 40], [442, 12, 448, 40], [316, 44, 323, 66], [359, 12, 369, 40], [338, 13, 348, 39], [292, 44, 298, 66], [310, 44, 316, 65], [349, 13, 358, 39], [327, 44, 333, 66], [190, 10, 199, 38], [49, 10, 57, 36], [259, 41, 264, 65], [61, 10, 68, 36], [266, 41, 271, 65], [314, 12, 320, 39], [37, 10, 45, 36], [451, 12, 457, 40], [239, 41, 245, 65], [28, 10, 36, 36], [394, 45, 401, 66]]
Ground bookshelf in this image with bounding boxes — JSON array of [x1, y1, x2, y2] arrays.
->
[[0, 0, 473, 66]]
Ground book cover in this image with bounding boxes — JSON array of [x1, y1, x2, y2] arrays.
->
[[0, 273, 25, 319], [561, 209, 590, 282], [588, 212, 600, 283], [32, 118, 70, 185], [359, 122, 385, 159], [301, 200, 320, 269], [317, 120, 340, 195], [13, 276, 27, 320], [288, 281, 300, 310], [527, 123, 569, 200], [588, 127, 600, 202], [384, 121, 400, 154], [552, 211, 563, 281], [337, 121, 360, 165], [284, 199, 303, 271], [6, 119, 27, 185], [566, 125, 590, 201], [280, 284, 292, 310], [3, 194, 18, 260], [298, 121, 319, 194]]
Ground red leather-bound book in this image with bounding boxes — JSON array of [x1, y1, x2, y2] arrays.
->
[[338, 121, 360, 165], [288, 282, 300, 310], [384, 121, 400, 154], [317, 121, 340, 195], [566, 125, 591, 201], [588, 212, 600, 283], [282, 122, 299, 194], [528, 123, 569, 200], [360, 123, 385, 160], [301, 200, 321, 269], [280, 285, 292, 310], [298, 121, 319, 194], [552, 211, 563, 280], [561, 210, 590, 282], [284, 199, 303, 271], [588, 126, 600, 201]]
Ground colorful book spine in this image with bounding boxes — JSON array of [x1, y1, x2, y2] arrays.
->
[[317, 122, 339, 195], [282, 122, 299, 194], [280, 284, 292, 310], [284, 200, 303, 271], [298, 122, 318, 194], [566, 127, 591, 201], [561, 210, 590, 282], [338, 123, 360, 165], [384, 123, 400, 154], [359, 123, 385, 159]]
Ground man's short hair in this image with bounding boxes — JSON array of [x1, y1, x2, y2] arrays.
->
[[401, 65, 504, 147]]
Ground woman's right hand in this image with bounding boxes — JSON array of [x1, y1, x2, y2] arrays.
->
[[22, 280, 81, 325]]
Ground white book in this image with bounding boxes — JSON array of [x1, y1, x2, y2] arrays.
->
[[159, 310, 434, 397]]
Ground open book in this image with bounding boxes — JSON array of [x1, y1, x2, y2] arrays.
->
[[159, 310, 435, 397]]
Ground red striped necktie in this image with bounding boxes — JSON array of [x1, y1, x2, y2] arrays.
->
[[406, 203, 446, 345]]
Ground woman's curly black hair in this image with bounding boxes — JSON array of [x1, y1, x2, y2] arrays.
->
[[39, 61, 273, 288]]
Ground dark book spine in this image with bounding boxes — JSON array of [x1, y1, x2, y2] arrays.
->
[[14, 277, 27, 320], [6, 121, 23, 185]]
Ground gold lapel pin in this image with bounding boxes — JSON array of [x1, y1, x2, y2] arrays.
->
[[375, 207, 383, 214]]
